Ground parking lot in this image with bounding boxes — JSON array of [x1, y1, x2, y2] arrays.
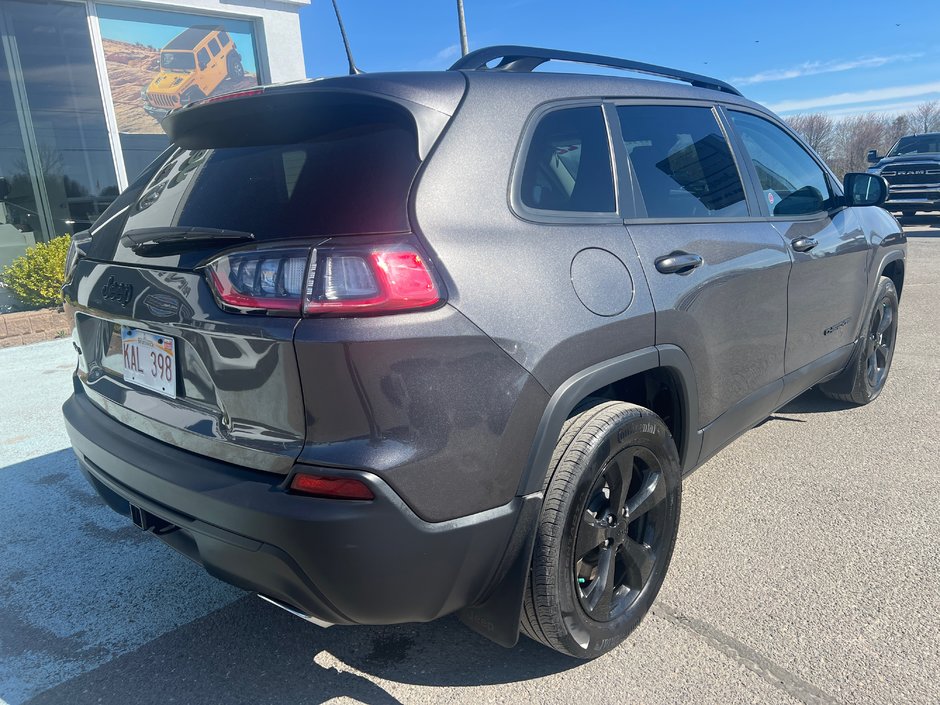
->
[[1, 223, 937, 705]]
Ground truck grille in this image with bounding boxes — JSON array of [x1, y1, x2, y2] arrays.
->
[[880, 163, 940, 185], [149, 93, 177, 109]]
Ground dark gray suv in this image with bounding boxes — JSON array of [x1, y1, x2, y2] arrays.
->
[[62, 46, 906, 659]]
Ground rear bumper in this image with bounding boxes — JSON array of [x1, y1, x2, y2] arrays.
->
[[63, 390, 522, 626]]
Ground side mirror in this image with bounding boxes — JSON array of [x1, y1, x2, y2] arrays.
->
[[0, 176, 9, 200], [866, 149, 880, 164], [844, 173, 888, 208]]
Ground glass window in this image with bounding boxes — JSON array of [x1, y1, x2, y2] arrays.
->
[[520, 106, 615, 213], [1, 0, 119, 239], [121, 101, 420, 240], [96, 6, 262, 181], [888, 135, 940, 156], [197, 48, 210, 70], [618, 105, 748, 219], [729, 111, 833, 217]]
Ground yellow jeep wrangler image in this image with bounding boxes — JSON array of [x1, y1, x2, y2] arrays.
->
[[142, 26, 245, 119]]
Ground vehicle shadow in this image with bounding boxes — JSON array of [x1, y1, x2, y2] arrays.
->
[[778, 386, 855, 414], [27, 596, 579, 705], [2, 450, 578, 705]]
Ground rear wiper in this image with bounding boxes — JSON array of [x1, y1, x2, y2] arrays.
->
[[122, 227, 254, 252]]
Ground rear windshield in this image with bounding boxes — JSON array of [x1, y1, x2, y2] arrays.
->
[[122, 108, 420, 240]]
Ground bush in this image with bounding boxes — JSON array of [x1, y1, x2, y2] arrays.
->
[[0, 234, 71, 309]]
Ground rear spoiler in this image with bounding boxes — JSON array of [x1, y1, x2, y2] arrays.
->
[[162, 77, 466, 160]]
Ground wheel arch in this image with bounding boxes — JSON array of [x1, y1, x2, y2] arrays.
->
[[516, 344, 701, 497], [880, 256, 905, 300], [459, 344, 701, 647]]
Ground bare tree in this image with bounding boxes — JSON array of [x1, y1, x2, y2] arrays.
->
[[786, 113, 835, 162], [910, 101, 940, 133], [884, 113, 912, 151], [830, 113, 887, 177]]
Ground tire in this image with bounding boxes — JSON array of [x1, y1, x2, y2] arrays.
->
[[228, 55, 245, 80], [521, 401, 682, 659], [180, 87, 205, 106], [819, 276, 899, 405]]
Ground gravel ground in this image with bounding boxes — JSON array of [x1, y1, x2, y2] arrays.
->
[[1, 228, 937, 705]]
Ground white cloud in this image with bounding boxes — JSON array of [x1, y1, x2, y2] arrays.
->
[[413, 44, 461, 70], [782, 100, 934, 120], [767, 81, 940, 113], [734, 53, 922, 86]]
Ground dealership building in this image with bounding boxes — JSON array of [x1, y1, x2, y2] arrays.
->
[[0, 0, 308, 276]]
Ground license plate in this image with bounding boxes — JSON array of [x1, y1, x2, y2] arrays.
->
[[121, 326, 176, 398]]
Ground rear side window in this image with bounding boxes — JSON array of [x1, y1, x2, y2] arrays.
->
[[618, 105, 748, 219], [729, 111, 834, 216], [124, 107, 420, 240], [520, 106, 615, 214], [197, 48, 210, 69]]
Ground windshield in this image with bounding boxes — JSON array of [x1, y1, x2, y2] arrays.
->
[[888, 135, 940, 156], [161, 51, 195, 72]]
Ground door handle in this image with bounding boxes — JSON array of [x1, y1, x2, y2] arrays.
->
[[655, 252, 704, 274], [791, 237, 818, 253]]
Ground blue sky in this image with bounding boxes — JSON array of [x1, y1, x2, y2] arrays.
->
[[300, 0, 940, 119]]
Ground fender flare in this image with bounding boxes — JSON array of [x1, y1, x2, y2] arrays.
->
[[458, 344, 700, 647]]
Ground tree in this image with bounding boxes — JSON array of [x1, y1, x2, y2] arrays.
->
[[786, 113, 835, 162], [911, 101, 940, 133], [830, 113, 886, 177]]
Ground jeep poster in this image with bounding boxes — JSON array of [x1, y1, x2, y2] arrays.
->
[[97, 6, 260, 135]]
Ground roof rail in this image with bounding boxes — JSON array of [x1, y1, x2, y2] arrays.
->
[[449, 45, 743, 97]]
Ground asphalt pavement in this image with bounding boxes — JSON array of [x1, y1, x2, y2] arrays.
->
[[1, 224, 937, 705]]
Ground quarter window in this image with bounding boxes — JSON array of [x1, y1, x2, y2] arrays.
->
[[617, 105, 748, 219], [729, 111, 833, 216], [520, 106, 615, 214]]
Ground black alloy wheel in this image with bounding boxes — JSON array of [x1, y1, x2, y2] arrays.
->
[[575, 445, 669, 622], [865, 293, 897, 391], [521, 401, 681, 658], [820, 276, 899, 405]]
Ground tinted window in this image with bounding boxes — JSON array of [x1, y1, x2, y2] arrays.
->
[[618, 105, 747, 219], [208, 39, 222, 56], [219, 31, 231, 46], [730, 111, 833, 216], [888, 135, 940, 156], [520, 106, 615, 213], [162, 52, 194, 72], [120, 107, 420, 240], [197, 48, 210, 70]]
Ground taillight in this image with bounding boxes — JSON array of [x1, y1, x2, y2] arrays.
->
[[205, 238, 443, 316], [289, 473, 375, 500], [206, 247, 308, 314]]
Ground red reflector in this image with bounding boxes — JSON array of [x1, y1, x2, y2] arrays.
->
[[289, 473, 375, 500]]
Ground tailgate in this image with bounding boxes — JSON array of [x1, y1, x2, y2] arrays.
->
[[65, 259, 303, 473]]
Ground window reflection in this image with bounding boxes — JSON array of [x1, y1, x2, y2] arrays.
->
[[1, 0, 118, 236]]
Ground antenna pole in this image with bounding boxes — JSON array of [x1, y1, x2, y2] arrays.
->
[[457, 0, 469, 56], [330, 0, 361, 75]]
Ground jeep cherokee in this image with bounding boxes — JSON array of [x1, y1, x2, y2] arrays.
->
[[62, 46, 906, 659]]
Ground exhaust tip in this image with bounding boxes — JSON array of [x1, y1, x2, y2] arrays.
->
[[257, 594, 334, 628]]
